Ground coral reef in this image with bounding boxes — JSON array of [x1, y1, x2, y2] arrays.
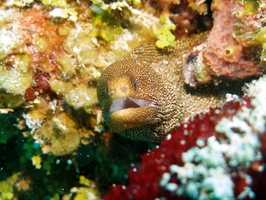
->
[[0, 0, 166, 153], [1, 0, 266, 199], [0, 0, 168, 198], [102, 75, 266, 200]]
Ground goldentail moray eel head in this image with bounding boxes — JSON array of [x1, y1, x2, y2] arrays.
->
[[97, 57, 182, 142], [97, 33, 223, 142]]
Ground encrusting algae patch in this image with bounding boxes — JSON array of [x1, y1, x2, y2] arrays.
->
[[1, 0, 266, 199]]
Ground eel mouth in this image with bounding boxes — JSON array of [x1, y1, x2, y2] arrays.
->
[[109, 97, 157, 114]]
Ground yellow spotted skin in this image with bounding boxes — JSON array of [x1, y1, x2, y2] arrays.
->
[[97, 32, 222, 142]]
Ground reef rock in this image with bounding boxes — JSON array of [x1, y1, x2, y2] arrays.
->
[[184, 0, 264, 86]]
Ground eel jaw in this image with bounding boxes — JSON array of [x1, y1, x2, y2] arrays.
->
[[109, 97, 157, 114], [107, 97, 159, 133]]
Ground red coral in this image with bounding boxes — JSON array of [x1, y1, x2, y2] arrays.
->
[[33, 71, 51, 93], [25, 69, 57, 101], [102, 98, 266, 200]]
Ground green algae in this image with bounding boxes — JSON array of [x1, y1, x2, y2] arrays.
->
[[234, 27, 266, 63], [0, 94, 24, 108], [0, 173, 20, 200], [42, 0, 68, 7], [233, 0, 266, 63], [236, 0, 261, 14], [251, 27, 266, 62], [91, 10, 123, 42], [154, 15, 176, 49]]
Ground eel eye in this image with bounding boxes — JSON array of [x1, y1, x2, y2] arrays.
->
[[131, 78, 139, 91]]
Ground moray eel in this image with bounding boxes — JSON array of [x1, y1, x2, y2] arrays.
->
[[97, 32, 223, 142]]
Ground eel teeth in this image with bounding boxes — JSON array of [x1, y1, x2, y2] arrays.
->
[[109, 97, 157, 114]]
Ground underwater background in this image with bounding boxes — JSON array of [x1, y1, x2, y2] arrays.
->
[[0, 0, 266, 199]]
